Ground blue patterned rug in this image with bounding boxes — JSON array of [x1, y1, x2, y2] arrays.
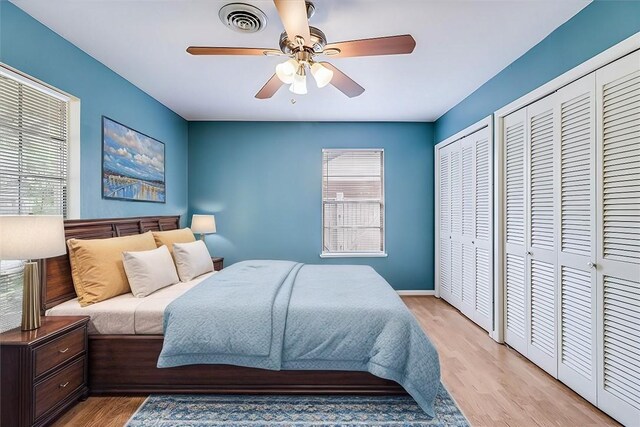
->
[[126, 384, 468, 426]]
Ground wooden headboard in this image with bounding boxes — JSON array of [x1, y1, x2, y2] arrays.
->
[[41, 215, 181, 311]]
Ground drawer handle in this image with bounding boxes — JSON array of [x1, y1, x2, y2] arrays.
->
[[59, 347, 69, 354], [59, 381, 69, 388]]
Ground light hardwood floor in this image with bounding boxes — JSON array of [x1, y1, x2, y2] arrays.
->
[[53, 296, 618, 427]]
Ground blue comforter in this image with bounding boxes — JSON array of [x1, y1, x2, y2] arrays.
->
[[158, 260, 441, 416]]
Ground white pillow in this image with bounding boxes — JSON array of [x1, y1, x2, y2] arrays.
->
[[122, 245, 179, 297], [172, 240, 214, 282]]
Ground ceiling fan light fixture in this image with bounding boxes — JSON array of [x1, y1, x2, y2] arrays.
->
[[289, 64, 308, 95], [310, 62, 333, 88], [275, 58, 298, 84]]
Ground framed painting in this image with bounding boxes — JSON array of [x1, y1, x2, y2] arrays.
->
[[102, 116, 166, 203]]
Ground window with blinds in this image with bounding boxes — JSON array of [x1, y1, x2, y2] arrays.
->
[[0, 67, 70, 332], [322, 149, 385, 256]]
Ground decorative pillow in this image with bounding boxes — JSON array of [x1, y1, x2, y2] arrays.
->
[[172, 240, 213, 282], [152, 228, 196, 254], [122, 245, 179, 298], [67, 232, 157, 306]]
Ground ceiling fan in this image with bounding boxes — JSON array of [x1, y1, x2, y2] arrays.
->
[[186, 0, 416, 99]]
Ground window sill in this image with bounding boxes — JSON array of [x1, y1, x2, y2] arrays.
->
[[320, 252, 388, 259]]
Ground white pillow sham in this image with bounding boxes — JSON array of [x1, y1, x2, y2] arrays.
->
[[122, 245, 179, 297], [172, 240, 213, 282]]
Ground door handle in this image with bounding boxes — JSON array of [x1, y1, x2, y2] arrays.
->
[[588, 262, 596, 269]]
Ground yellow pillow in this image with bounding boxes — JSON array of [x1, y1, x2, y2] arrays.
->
[[67, 232, 157, 306], [152, 228, 196, 254]]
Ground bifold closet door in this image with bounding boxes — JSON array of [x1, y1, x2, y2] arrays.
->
[[556, 74, 598, 404], [595, 50, 640, 426], [449, 142, 464, 308], [503, 108, 528, 355], [471, 129, 493, 331], [526, 94, 558, 377], [438, 145, 453, 303], [459, 136, 477, 322]]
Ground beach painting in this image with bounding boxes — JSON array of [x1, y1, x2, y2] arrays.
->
[[102, 117, 165, 203]]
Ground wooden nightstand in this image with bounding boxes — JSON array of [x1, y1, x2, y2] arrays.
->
[[212, 256, 224, 271], [0, 316, 89, 427]]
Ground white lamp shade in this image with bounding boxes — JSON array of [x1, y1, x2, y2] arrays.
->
[[311, 62, 333, 88], [289, 72, 308, 95], [191, 214, 217, 234], [0, 215, 66, 260], [275, 59, 298, 84]]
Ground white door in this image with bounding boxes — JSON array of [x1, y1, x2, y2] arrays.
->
[[503, 108, 529, 355], [449, 142, 464, 308], [473, 128, 493, 331], [556, 73, 598, 404], [460, 134, 477, 319], [595, 50, 640, 427], [526, 94, 558, 377], [438, 145, 452, 303]]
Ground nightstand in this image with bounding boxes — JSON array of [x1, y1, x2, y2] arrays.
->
[[212, 256, 224, 271], [0, 316, 89, 427]]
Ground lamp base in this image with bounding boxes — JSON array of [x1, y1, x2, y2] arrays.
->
[[21, 261, 41, 331]]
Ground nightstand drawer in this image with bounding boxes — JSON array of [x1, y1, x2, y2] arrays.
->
[[34, 357, 85, 420], [34, 327, 85, 378]]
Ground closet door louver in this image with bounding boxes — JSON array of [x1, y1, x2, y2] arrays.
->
[[556, 74, 597, 404], [474, 129, 493, 331], [460, 137, 476, 319], [504, 109, 529, 355], [595, 50, 640, 427], [438, 147, 452, 302], [526, 95, 558, 376], [449, 144, 463, 307]]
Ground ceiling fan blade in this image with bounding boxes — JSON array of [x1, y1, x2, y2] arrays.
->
[[320, 62, 364, 98], [273, 0, 311, 46], [186, 47, 277, 56], [255, 74, 284, 99], [324, 35, 416, 58]]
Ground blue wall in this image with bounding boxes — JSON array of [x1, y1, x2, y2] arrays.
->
[[435, 0, 640, 142], [189, 122, 435, 290], [0, 2, 189, 219]]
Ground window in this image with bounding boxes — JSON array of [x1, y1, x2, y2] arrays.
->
[[0, 65, 71, 332], [321, 149, 386, 257]]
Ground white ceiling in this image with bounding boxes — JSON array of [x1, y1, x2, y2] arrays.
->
[[12, 0, 590, 121]]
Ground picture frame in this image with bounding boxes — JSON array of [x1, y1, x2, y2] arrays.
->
[[101, 116, 166, 203]]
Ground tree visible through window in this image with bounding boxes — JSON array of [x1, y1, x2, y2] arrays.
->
[[322, 149, 385, 256], [0, 67, 69, 332]]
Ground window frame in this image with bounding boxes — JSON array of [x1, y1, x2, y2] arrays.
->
[[320, 148, 387, 258]]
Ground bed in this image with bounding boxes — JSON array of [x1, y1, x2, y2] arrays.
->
[[41, 215, 440, 415]]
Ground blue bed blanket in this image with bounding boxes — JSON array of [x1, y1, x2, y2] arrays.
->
[[158, 260, 441, 416]]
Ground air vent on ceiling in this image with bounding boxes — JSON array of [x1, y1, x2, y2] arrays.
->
[[219, 3, 267, 34]]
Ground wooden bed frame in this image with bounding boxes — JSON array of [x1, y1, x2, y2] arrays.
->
[[41, 215, 404, 395]]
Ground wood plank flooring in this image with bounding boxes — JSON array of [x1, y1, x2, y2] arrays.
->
[[52, 296, 618, 427]]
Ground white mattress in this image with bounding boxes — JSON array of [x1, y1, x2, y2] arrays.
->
[[46, 272, 216, 335]]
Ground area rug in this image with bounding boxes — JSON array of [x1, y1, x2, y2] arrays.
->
[[126, 384, 469, 426]]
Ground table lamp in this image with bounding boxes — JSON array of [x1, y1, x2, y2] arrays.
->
[[191, 214, 216, 241], [0, 215, 66, 330]]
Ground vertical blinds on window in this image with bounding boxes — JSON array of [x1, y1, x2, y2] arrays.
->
[[0, 68, 69, 333], [322, 149, 384, 254]]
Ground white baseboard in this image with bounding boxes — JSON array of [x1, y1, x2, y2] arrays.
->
[[397, 290, 436, 296]]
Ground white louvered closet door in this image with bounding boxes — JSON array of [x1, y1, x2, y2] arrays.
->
[[438, 146, 452, 303], [503, 108, 529, 356], [449, 142, 464, 308], [595, 50, 640, 427], [472, 128, 493, 332], [556, 74, 598, 404], [459, 135, 477, 321], [526, 94, 559, 377]]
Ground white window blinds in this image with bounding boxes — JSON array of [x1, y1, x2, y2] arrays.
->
[[0, 67, 70, 332], [322, 149, 385, 256]]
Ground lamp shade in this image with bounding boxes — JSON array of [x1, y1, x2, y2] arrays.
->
[[191, 214, 216, 234], [0, 215, 66, 260]]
